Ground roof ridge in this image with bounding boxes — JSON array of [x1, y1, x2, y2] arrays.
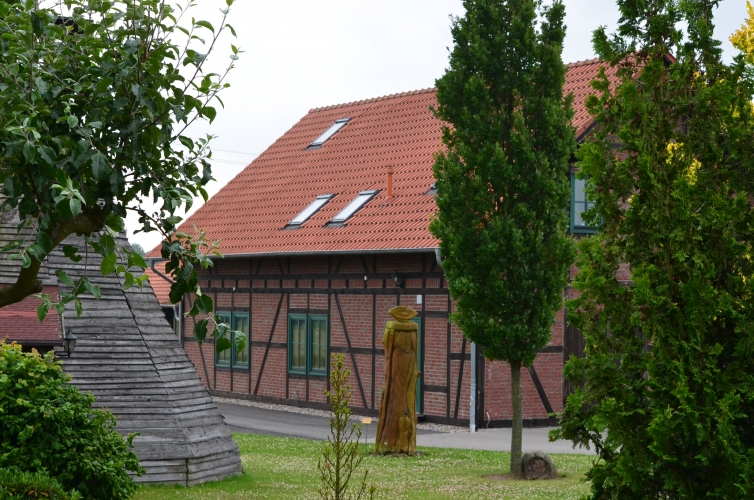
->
[[566, 57, 602, 68], [309, 88, 437, 113]]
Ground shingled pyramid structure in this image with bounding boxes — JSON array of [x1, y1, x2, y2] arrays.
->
[[0, 213, 242, 485]]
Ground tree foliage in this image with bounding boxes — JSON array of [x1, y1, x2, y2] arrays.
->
[[0, 0, 243, 352], [0, 342, 143, 499], [554, 0, 754, 498], [430, 0, 575, 477], [0, 468, 82, 500], [731, 2, 754, 64]]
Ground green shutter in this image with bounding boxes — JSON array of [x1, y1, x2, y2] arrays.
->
[[288, 314, 307, 374], [309, 315, 328, 376], [232, 312, 250, 369], [411, 317, 423, 414], [215, 311, 232, 367]]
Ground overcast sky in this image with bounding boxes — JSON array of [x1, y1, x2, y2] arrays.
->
[[127, 0, 747, 252]]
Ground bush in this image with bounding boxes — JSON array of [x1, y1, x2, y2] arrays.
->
[[0, 341, 143, 500], [0, 468, 81, 500]]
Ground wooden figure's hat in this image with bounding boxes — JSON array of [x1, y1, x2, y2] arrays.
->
[[389, 306, 418, 322]]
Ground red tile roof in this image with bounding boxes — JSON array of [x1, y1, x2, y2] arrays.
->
[[144, 263, 173, 305], [0, 286, 63, 345], [148, 59, 615, 259]]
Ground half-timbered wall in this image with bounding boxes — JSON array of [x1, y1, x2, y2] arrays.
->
[[179, 252, 567, 427]]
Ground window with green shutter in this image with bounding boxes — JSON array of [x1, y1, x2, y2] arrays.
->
[[215, 311, 250, 369], [309, 315, 328, 376], [232, 313, 250, 369], [288, 314, 307, 374], [215, 311, 232, 367], [288, 314, 329, 376], [571, 174, 598, 234]]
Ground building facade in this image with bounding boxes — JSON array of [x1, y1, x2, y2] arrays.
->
[[148, 58, 620, 427]]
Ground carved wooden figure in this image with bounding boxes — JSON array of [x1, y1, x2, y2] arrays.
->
[[375, 306, 420, 455]]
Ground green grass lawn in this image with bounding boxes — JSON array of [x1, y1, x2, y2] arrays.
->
[[134, 433, 593, 500]]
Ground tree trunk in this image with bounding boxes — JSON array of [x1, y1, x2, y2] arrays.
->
[[510, 359, 523, 478]]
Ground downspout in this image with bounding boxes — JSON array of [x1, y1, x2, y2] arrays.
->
[[470, 342, 477, 433], [434, 248, 442, 268]]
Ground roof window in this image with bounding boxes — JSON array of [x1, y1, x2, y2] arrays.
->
[[288, 194, 334, 227], [309, 119, 349, 148], [329, 190, 379, 225]]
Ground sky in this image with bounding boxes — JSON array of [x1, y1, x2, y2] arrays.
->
[[127, 0, 748, 252]]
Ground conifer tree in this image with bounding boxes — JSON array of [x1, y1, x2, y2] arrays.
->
[[431, 0, 575, 478], [555, 0, 754, 497]]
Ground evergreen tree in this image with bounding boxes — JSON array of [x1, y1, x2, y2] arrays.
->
[[431, 0, 575, 478], [555, 0, 754, 497]]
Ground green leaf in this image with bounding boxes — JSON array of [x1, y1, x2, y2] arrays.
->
[[83, 280, 101, 299], [194, 319, 209, 346], [67, 115, 78, 128], [105, 214, 125, 233], [62, 245, 82, 263], [128, 251, 147, 269], [123, 272, 135, 290], [1, 241, 22, 252], [91, 152, 107, 180], [98, 233, 116, 256], [36, 302, 48, 322], [35, 231, 53, 254], [195, 294, 213, 315], [69, 198, 82, 217], [100, 253, 117, 276], [195, 20, 214, 33], [215, 332, 232, 354], [21, 252, 31, 268], [55, 269, 75, 287]]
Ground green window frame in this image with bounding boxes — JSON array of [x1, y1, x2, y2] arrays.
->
[[288, 314, 329, 376], [288, 314, 307, 375], [570, 173, 598, 234], [214, 311, 250, 369], [411, 317, 422, 414]]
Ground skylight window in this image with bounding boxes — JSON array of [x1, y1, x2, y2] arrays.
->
[[329, 190, 379, 225], [309, 119, 349, 148], [288, 195, 334, 226]]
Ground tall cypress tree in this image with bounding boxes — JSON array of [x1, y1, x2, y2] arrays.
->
[[555, 0, 754, 497], [431, 0, 576, 477]]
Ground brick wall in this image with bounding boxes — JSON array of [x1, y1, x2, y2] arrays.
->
[[178, 252, 567, 425]]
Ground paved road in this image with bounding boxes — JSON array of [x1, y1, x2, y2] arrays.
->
[[217, 402, 435, 442], [217, 402, 595, 454]]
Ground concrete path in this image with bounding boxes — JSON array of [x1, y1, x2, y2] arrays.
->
[[217, 402, 595, 455]]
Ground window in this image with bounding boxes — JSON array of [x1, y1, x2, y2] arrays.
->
[[288, 314, 328, 376], [309, 119, 349, 148], [329, 190, 379, 225], [571, 174, 597, 233], [288, 194, 334, 226], [215, 311, 250, 369]]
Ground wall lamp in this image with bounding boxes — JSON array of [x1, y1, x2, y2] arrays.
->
[[392, 271, 406, 289], [63, 329, 77, 357]]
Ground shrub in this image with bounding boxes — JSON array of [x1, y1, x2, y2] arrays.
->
[[317, 353, 374, 500], [0, 468, 82, 500], [0, 341, 143, 499]]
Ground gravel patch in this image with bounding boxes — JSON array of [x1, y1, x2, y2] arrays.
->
[[213, 396, 468, 434]]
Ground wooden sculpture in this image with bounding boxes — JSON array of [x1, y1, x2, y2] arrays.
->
[[375, 306, 420, 455]]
